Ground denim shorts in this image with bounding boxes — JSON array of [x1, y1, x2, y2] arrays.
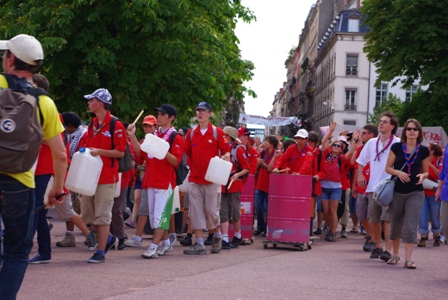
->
[[318, 187, 342, 202]]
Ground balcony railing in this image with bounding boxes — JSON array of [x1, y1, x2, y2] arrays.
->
[[344, 104, 357, 111]]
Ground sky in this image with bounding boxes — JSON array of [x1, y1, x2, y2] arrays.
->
[[235, 0, 317, 119]]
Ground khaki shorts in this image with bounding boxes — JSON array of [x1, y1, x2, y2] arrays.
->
[[54, 193, 76, 220], [81, 183, 116, 225], [220, 192, 241, 223], [189, 183, 221, 230], [368, 192, 391, 224]]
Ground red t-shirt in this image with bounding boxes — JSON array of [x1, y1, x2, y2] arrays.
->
[[425, 156, 442, 197], [184, 123, 230, 184], [312, 147, 327, 196], [222, 143, 250, 193], [246, 145, 259, 175], [274, 145, 314, 175], [322, 148, 348, 183], [82, 112, 127, 184], [140, 129, 185, 190], [255, 149, 275, 192]]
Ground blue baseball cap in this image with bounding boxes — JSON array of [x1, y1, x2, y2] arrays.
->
[[196, 102, 212, 111]]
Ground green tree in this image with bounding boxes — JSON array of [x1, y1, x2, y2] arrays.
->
[[399, 90, 448, 131], [362, 0, 448, 95], [0, 0, 256, 126], [367, 93, 403, 126]]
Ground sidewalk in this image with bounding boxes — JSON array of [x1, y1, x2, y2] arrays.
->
[[18, 210, 448, 300]]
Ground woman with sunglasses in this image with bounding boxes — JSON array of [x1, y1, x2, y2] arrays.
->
[[318, 140, 353, 242], [417, 143, 443, 247], [385, 119, 429, 269]]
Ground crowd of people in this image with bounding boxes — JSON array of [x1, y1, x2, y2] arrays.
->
[[1, 33, 448, 300]]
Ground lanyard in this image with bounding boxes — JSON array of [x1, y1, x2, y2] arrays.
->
[[374, 135, 394, 161], [402, 143, 420, 175], [264, 151, 274, 163]]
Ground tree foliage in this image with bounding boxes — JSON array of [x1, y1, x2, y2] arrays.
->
[[400, 90, 448, 131], [362, 0, 448, 95], [367, 93, 403, 126], [0, 0, 256, 126]]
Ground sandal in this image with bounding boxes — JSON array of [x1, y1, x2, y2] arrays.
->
[[404, 260, 417, 269], [387, 255, 400, 265]]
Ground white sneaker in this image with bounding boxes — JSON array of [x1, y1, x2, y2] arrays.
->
[[141, 246, 158, 259], [157, 244, 173, 256], [125, 236, 143, 247], [169, 234, 177, 246]]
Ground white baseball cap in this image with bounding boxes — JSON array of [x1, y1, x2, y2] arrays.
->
[[0, 34, 44, 66], [294, 129, 308, 139]]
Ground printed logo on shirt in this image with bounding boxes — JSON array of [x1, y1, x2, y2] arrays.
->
[[307, 151, 313, 156], [208, 139, 213, 143], [102, 131, 112, 138]]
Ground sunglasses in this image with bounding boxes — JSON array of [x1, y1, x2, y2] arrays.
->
[[332, 144, 342, 148], [361, 131, 369, 135], [405, 127, 419, 132]]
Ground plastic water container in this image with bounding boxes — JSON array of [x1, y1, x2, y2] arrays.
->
[[114, 173, 122, 198], [423, 179, 438, 191], [140, 133, 170, 160], [172, 186, 180, 214], [65, 148, 103, 196], [177, 171, 190, 192], [205, 156, 232, 186]]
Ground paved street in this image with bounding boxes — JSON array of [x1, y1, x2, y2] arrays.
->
[[18, 209, 448, 300]]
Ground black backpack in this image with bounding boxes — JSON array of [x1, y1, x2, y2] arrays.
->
[[88, 116, 132, 172], [169, 131, 189, 185], [0, 74, 47, 173]]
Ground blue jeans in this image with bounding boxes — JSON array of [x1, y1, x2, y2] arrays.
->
[[418, 195, 441, 235], [0, 174, 35, 300], [254, 190, 268, 232], [34, 174, 52, 259]]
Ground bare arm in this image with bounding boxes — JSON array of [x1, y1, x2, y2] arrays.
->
[[46, 134, 68, 204], [321, 121, 336, 152]]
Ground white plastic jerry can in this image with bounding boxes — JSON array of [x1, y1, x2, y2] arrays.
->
[[140, 133, 170, 160], [205, 156, 232, 186], [65, 148, 103, 197]]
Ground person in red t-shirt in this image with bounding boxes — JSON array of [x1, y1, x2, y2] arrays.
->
[[127, 104, 184, 259], [81, 88, 127, 263], [220, 126, 249, 249], [254, 136, 280, 236], [351, 124, 377, 251], [183, 102, 230, 255], [238, 127, 259, 175], [272, 129, 314, 175], [418, 142, 443, 247], [307, 131, 326, 235]]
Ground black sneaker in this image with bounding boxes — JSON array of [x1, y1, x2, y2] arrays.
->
[[180, 234, 192, 246], [370, 247, 383, 259], [204, 234, 214, 246], [380, 250, 391, 262], [253, 229, 263, 236], [363, 239, 376, 252], [313, 228, 322, 235], [87, 253, 105, 263], [221, 240, 231, 249], [105, 235, 117, 254], [230, 236, 242, 248], [117, 238, 126, 250]]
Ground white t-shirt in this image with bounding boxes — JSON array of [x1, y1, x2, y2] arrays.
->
[[356, 135, 401, 192]]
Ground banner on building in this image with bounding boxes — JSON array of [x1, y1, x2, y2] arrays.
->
[[239, 114, 299, 127]]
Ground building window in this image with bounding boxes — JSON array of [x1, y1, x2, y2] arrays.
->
[[405, 85, 418, 101], [343, 120, 356, 126], [376, 83, 388, 106], [346, 54, 358, 76], [345, 89, 356, 111], [348, 18, 359, 32]]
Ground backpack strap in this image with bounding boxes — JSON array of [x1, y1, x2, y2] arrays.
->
[[110, 117, 118, 168], [169, 131, 179, 150]]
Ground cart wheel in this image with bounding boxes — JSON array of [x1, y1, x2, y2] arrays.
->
[[308, 244, 312, 250], [263, 243, 268, 249], [250, 239, 254, 244], [273, 243, 277, 248], [296, 244, 304, 251]]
